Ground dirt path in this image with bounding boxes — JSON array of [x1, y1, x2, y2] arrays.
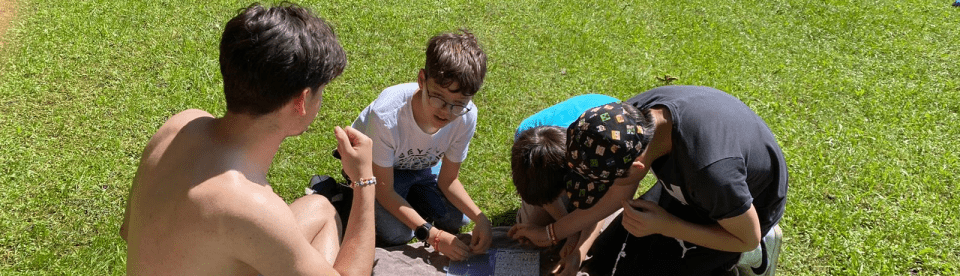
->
[[0, 0, 17, 49]]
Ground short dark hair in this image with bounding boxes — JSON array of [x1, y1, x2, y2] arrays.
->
[[423, 29, 487, 96], [219, 3, 347, 116], [624, 103, 656, 151], [511, 126, 568, 206]]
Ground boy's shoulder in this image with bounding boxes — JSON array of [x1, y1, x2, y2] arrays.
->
[[365, 83, 418, 113]]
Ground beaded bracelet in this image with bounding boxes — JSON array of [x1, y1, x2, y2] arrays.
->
[[547, 223, 559, 245], [349, 177, 377, 188], [545, 224, 555, 245], [434, 232, 442, 252]]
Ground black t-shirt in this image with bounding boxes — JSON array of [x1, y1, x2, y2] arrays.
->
[[626, 85, 788, 236]]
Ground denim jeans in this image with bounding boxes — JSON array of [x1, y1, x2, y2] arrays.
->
[[375, 167, 470, 246]]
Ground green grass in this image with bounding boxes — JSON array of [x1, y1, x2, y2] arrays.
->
[[1, 0, 958, 274]]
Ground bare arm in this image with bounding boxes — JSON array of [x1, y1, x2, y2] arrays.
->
[[435, 158, 485, 225], [553, 179, 639, 240], [330, 126, 377, 275], [372, 164, 424, 230], [231, 191, 340, 276], [436, 157, 492, 254], [373, 160, 474, 260], [622, 199, 762, 252]]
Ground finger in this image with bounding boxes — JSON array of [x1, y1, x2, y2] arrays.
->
[[551, 262, 564, 274], [470, 232, 480, 247], [453, 237, 471, 252], [341, 126, 360, 146], [520, 237, 531, 246], [342, 126, 370, 147], [473, 235, 491, 254], [631, 199, 656, 209], [453, 243, 470, 261], [509, 224, 525, 239], [620, 200, 640, 219], [333, 126, 352, 154]]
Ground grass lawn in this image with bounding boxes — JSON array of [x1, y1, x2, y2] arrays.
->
[[1, 0, 958, 275]]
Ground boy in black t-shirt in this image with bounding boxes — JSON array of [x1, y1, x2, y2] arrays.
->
[[509, 86, 788, 275]]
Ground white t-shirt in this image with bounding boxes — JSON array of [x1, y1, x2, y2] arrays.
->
[[352, 83, 477, 170]]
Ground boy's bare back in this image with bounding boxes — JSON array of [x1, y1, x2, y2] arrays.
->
[[124, 108, 353, 275], [123, 110, 287, 275]]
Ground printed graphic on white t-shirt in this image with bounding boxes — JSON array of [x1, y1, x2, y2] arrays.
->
[[395, 148, 444, 170]]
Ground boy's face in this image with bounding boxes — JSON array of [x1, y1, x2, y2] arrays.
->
[[416, 75, 472, 133]]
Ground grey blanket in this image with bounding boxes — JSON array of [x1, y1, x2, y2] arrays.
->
[[372, 226, 561, 275]]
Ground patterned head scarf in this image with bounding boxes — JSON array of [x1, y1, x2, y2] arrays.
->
[[565, 102, 645, 209]]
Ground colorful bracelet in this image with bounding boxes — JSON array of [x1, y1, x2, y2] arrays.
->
[[351, 177, 377, 188], [547, 223, 559, 245], [434, 231, 442, 252], [545, 224, 555, 245]]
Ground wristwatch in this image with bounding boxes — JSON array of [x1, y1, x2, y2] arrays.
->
[[415, 222, 433, 241]]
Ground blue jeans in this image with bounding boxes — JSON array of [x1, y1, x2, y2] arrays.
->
[[375, 167, 470, 246]]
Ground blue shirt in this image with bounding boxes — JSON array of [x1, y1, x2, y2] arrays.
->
[[515, 94, 619, 140]]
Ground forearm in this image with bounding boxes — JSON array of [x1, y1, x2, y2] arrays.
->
[[575, 221, 603, 258], [333, 184, 376, 275], [661, 207, 761, 253], [554, 182, 638, 240], [662, 221, 755, 252]]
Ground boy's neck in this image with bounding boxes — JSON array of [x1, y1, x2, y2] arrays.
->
[[640, 106, 674, 165], [212, 112, 287, 178]]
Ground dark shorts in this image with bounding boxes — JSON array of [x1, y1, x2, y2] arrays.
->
[[582, 185, 741, 276]]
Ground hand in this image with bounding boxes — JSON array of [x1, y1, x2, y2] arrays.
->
[[508, 223, 552, 247], [620, 199, 674, 238], [551, 250, 582, 276], [469, 214, 492, 254], [558, 234, 579, 259], [333, 126, 373, 183], [434, 230, 471, 261]]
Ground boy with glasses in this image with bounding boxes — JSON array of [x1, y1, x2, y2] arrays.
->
[[350, 29, 490, 261]]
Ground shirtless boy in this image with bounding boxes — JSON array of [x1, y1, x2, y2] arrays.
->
[[120, 3, 377, 275]]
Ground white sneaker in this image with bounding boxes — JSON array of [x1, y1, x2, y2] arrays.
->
[[736, 224, 782, 276]]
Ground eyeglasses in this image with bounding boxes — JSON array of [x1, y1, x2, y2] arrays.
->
[[424, 86, 471, 116]]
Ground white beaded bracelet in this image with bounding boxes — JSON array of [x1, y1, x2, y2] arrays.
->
[[351, 177, 377, 188]]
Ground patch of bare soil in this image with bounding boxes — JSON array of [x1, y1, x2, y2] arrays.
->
[[0, 0, 17, 49]]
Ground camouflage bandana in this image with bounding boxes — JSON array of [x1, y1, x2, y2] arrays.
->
[[564, 102, 644, 209]]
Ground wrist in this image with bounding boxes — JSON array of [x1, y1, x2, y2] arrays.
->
[[431, 228, 445, 247], [475, 213, 490, 225]]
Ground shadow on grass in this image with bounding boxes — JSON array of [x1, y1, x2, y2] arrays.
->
[[488, 207, 518, 227]]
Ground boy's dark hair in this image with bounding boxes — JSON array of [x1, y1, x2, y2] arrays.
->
[[423, 29, 487, 96], [624, 103, 655, 148], [219, 3, 347, 116], [511, 126, 568, 206]]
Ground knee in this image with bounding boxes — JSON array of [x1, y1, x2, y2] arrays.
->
[[294, 194, 338, 220]]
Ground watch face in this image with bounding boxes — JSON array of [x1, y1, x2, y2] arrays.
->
[[416, 223, 432, 240]]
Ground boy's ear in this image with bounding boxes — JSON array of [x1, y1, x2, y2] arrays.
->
[[417, 69, 426, 88], [292, 88, 310, 115]]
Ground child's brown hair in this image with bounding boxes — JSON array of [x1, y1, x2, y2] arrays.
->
[[511, 126, 568, 206]]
